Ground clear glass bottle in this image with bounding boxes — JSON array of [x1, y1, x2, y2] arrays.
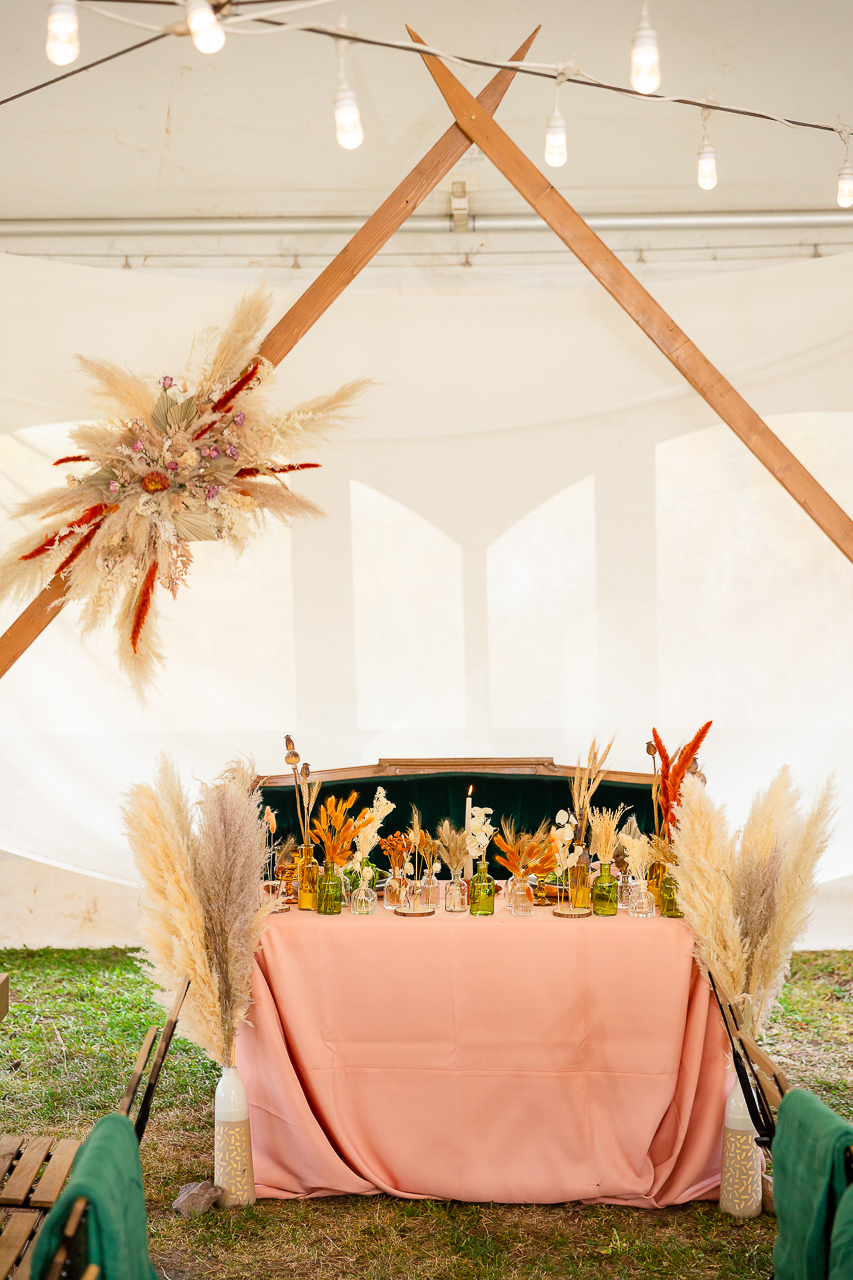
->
[[628, 877, 656, 918], [316, 861, 342, 915], [383, 871, 406, 911], [469, 860, 495, 915], [660, 873, 683, 918], [420, 873, 441, 909], [350, 881, 378, 915], [592, 861, 618, 916], [617, 871, 634, 910], [297, 846, 319, 910], [509, 873, 534, 917], [444, 870, 468, 913]]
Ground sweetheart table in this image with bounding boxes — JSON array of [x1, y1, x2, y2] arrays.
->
[[236, 905, 729, 1206]]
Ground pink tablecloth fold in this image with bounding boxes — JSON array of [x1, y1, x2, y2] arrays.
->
[[236, 907, 728, 1205]]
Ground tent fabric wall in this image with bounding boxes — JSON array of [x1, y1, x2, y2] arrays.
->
[[1, 250, 852, 892]]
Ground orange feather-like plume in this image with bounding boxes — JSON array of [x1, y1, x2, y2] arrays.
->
[[20, 503, 109, 561], [130, 560, 158, 654]]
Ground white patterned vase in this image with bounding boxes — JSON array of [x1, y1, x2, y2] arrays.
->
[[214, 1066, 256, 1207]]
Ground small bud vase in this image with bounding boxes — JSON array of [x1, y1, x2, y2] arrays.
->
[[592, 862, 618, 916], [350, 881, 378, 915], [719, 1081, 762, 1217], [383, 872, 406, 910], [628, 878, 656, 917], [617, 872, 634, 909], [469, 861, 495, 915], [647, 860, 666, 908], [297, 846, 319, 910], [509, 873, 534, 917], [316, 862, 342, 915], [444, 870, 468, 913], [420, 874, 441, 909], [214, 1066, 256, 1207], [660, 872, 683, 918]]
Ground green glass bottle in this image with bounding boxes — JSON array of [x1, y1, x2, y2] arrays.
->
[[316, 861, 342, 915], [660, 873, 683, 918], [592, 862, 618, 916], [469, 860, 495, 915]]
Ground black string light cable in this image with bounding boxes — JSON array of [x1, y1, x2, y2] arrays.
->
[[0, 32, 167, 108]]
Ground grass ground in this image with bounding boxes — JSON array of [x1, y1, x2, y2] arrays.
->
[[0, 948, 851, 1279]]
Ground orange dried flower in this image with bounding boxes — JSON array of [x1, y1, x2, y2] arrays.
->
[[142, 471, 170, 493]]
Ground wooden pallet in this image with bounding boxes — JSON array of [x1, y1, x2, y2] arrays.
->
[[0, 1135, 84, 1279]]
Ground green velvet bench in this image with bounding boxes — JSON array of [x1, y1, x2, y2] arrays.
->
[[257, 757, 654, 880]]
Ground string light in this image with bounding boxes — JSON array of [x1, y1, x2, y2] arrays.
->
[[697, 107, 717, 190], [333, 16, 363, 149], [544, 71, 568, 167], [185, 1, 225, 54], [46, 2, 80, 66], [630, 0, 660, 95]]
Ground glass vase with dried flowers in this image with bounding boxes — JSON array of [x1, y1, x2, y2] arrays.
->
[[494, 819, 555, 918], [590, 805, 628, 917], [310, 792, 373, 916], [659, 872, 683, 918], [623, 832, 656, 917], [346, 786, 395, 906], [466, 807, 497, 915], [284, 736, 323, 911], [436, 819, 469, 912], [263, 805, 291, 913], [394, 807, 440, 916], [379, 831, 413, 910], [645, 721, 713, 908]]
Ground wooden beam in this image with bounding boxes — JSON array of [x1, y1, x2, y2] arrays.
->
[[257, 27, 540, 367], [0, 32, 538, 681], [0, 576, 68, 680], [408, 27, 853, 567]]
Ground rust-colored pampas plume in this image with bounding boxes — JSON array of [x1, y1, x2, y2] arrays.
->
[[123, 754, 274, 1066], [672, 770, 835, 1033], [652, 721, 712, 840]]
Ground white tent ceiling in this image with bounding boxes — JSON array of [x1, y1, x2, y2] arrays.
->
[[1, 0, 851, 222]]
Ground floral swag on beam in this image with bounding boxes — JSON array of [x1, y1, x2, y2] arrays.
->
[[0, 288, 366, 692]]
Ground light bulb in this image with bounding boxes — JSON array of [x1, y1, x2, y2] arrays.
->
[[186, 1, 225, 54], [46, 2, 79, 66], [544, 107, 567, 168], [630, 18, 660, 94], [837, 162, 853, 208], [697, 139, 717, 190], [334, 83, 363, 149]]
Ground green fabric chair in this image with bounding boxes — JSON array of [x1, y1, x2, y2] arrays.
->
[[829, 1183, 853, 1279], [773, 1088, 853, 1280], [30, 1112, 156, 1280]]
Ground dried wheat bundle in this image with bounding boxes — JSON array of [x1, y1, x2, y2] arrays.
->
[[435, 820, 468, 875], [0, 286, 368, 694], [569, 738, 614, 847], [589, 804, 628, 863], [622, 833, 655, 884], [124, 754, 274, 1066], [672, 770, 835, 1032]]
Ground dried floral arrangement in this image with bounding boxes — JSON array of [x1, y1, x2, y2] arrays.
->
[[0, 289, 366, 692], [408, 806, 441, 882], [650, 721, 713, 849], [622, 831, 655, 884], [493, 818, 555, 882], [550, 810, 581, 877], [614, 814, 642, 870], [379, 831, 415, 878], [123, 755, 272, 1067], [672, 769, 835, 1034], [350, 786, 396, 884], [569, 738, 614, 848], [284, 735, 321, 846], [435, 820, 469, 876], [310, 792, 372, 866], [466, 805, 496, 864], [589, 804, 629, 865]]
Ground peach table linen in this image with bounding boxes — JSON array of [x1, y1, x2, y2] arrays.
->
[[236, 906, 729, 1205]]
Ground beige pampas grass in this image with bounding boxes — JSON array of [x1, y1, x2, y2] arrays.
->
[[124, 754, 274, 1066], [570, 737, 614, 848], [672, 769, 835, 1032]]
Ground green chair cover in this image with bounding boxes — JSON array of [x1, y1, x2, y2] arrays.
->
[[30, 1112, 157, 1280], [829, 1184, 853, 1280], [773, 1088, 853, 1280]]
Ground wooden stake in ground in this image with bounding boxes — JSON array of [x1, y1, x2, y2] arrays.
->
[[407, 25, 853, 568], [0, 31, 539, 680]]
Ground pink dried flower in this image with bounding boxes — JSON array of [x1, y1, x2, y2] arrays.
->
[[226, 444, 238, 459], [161, 376, 174, 388], [234, 412, 245, 426], [205, 485, 219, 501], [200, 445, 210, 457], [209, 446, 220, 459], [132, 440, 143, 453], [167, 460, 179, 472], [108, 480, 119, 492]]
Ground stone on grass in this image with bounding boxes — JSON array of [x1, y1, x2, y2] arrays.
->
[[173, 1180, 223, 1218]]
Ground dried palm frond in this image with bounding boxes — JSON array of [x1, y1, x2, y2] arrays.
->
[[569, 738, 614, 848], [123, 754, 274, 1066]]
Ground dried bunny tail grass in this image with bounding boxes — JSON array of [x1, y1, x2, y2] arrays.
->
[[192, 756, 273, 1065], [671, 775, 746, 1002], [749, 774, 836, 1028], [123, 756, 225, 1064], [74, 355, 157, 423], [199, 287, 273, 394], [436, 819, 468, 874]]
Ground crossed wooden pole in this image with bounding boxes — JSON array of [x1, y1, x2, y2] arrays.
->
[[2, 24, 852, 681]]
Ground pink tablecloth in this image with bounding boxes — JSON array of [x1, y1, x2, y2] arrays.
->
[[236, 905, 729, 1205]]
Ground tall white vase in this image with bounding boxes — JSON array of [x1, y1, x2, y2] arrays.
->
[[719, 1079, 762, 1217], [214, 1066, 256, 1207]]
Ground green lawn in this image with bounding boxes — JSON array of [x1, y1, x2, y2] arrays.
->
[[1, 948, 851, 1279]]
